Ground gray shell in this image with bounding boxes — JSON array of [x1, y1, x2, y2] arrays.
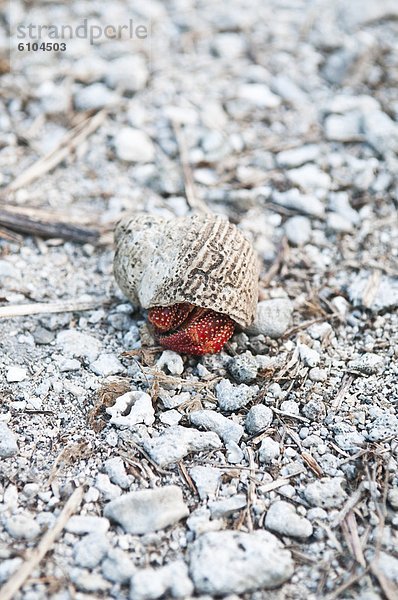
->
[[113, 213, 259, 328]]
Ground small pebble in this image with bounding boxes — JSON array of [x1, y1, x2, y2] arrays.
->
[[95, 473, 122, 501], [259, 437, 280, 463], [56, 330, 102, 363], [90, 353, 124, 376], [245, 405, 273, 434], [208, 495, 247, 519], [106, 391, 155, 428], [5, 513, 40, 540], [102, 547, 136, 584], [104, 457, 130, 489], [216, 379, 259, 411], [284, 216, 311, 246], [227, 351, 258, 384], [114, 127, 155, 163], [74, 532, 109, 568], [304, 477, 347, 508], [189, 466, 221, 500], [189, 530, 293, 595], [265, 501, 313, 538], [130, 561, 194, 600], [247, 299, 293, 338], [299, 344, 320, 367], [157, 350, 184, 376], [225, 440, 245, 463], [66, 515, 110, 535], [0, 558, 23, 584], [0, 423, 18, 458], [6, 366, 27, 383], [143, 426, 221, 467], [349, 353, 384, 375], [309, 368, 327, 382], [104, 485, 189, 534], [190, 409, 244, 444], [74, 83, 117, 110]]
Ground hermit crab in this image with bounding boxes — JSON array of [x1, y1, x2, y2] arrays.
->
[[113, 213, 259, 355]]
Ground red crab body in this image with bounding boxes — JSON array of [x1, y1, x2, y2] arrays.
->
[[148, 303, 235, 355]]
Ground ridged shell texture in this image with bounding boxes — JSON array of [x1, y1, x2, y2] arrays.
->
[[113, 213, 259, 328]]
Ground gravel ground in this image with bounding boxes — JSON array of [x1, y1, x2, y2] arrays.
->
[[1, 1, 398, 599]]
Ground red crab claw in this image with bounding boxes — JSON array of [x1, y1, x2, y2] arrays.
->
[[147, 303, 235, 355]]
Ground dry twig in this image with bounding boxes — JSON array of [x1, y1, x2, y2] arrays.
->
[[0, 208, 99, 243], [6, 110, 108, 192], [0, 298, 107, 319]]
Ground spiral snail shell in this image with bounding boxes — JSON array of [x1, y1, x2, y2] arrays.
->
[[113, 213, 259, 355]]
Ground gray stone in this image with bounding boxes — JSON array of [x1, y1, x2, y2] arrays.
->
[[74, 532, 109, 568], [324, 113, 362, 142], [106, 391, 155, 428], [143, 426, 221, 467], [280, 400, 300, 415], [57, 357, 81, 372], [33, 326, 55, 345], [104, 485, 189, 534], [189, 530, 294, 595], [0, 558, 23, 584], [377, 552, 398, 584], [367, 413, 398, 442], [105, 55, 148, 92], [104, 457, 130, 489], [349, 353, 384, 375], [347, 273, 398, 312], [70, 569, 111, 593], [157, 350, 184, 376], [227, 351, 258, 383], [299, 344, 320, 367], [114, 127, 155, 162], [247, 299, 293, 338], [90, 353, 124, 376], [362, 110, 398, 156], [259, 437, 280, 463], [215, 379, 258, 411], [102, 548, 135, 584], [189, 466, 221, 500], [287, 164, 331, 192], [5, 513, 40, 540], [95, 473, 122, 501], [130, 561, 194, 600], [65, 515, 110, 535], [0, 260, 14, 277], [388, 488, 398, 510], [190, 409, 243, 444], [309, 368, 328, 382], [6, 366, 27, 383], [302, 397, 326, 421], [208, 495, 247, 519], [327, 212, 353, 233], [276, 145, 319, 168], [74, 83, 118, 111], [284, 215, 312, 246], [237, 84, 280, 108], [226, 440, 244, 463], [56, 330, 102, 362], [304, 477, 347, 508], [159, 409, 182, 426], [0, 423, 18, 458], [272, 188, 325, 217], [265, 501, 313, 538], [245, 405, 273, 434]]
